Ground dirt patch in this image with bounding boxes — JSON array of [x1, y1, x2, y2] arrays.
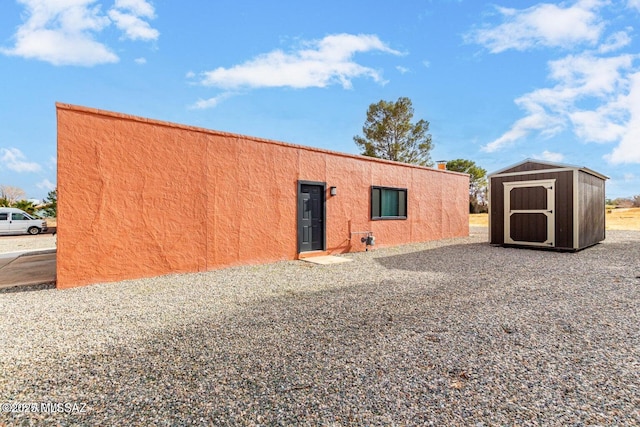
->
[[606, 207, 640, 230], [470, 208, 640, 231], [469, 213, 489, 228]]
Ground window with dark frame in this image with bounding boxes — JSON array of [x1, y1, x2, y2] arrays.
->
[[371, 186, 407, 220]]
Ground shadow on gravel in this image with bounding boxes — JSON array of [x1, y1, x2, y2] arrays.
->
[[375, 242, 493, 274], [374, 239, 640, 278], [2, 231, 639, 425], [0, 282, 55, 294], [2, 280, 481, 425], [3, 273, 639, 426]]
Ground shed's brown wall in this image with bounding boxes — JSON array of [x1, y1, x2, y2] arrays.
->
[[578, 171, 606, 248], [57, 104, 468, 288], [490, 171, 574, 249]]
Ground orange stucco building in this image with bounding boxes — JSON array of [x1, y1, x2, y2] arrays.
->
[[56, 103, 469, 289]]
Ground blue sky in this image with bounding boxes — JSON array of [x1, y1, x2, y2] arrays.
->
[[1, 0, 639, 201]]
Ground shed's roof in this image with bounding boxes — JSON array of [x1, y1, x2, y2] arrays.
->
[[488, 158, 608, 180]]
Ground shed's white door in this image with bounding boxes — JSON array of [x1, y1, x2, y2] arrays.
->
[[504, 179, 555, 247]]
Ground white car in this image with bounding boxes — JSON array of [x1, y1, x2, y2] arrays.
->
[[0, 207, 48, 235]]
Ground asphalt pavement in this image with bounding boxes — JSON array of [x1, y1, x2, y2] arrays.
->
[[0, 249, 56, 289]]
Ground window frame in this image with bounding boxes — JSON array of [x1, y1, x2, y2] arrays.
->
[[370, 186, 408, 220]]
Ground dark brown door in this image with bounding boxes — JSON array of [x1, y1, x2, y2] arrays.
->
[[298, 183, 325, 252], [504, 179, 555, 247]]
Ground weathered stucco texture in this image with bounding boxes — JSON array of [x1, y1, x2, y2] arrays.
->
[[57, 103, 468, 288]]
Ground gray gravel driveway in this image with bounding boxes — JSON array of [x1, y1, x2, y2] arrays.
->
[[1, 228, 639, 425]]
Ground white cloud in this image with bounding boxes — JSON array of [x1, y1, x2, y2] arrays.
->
[[534, 150, 565, 162], [623, 173, 635, 181], [1, 0, 116, 66], [569, 106, 627, 143], [36, 178, 56, 191], [0, 148, 42, 172], [3, 27, 118, 66], [599, 30, 632, 53], [197, 34, 402, 90], [189, 92, 236, 110], [482, 52, 640, 154], [475, 1, 640, 161], [396, 66, 410, 74], [605, 72, 640, 163], [113, 0, 154, 18], [134, 56, 146, 64], [468, 0, 605, 53], [482, 99, 565, 152], [1, 0, 158, 66], [547, 54, 635, 98], [108, 0, 158, 42]]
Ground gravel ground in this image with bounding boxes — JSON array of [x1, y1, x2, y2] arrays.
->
[[1, 228, 639, 426]]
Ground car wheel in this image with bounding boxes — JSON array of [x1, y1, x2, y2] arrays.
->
[[27, 227, 40, 235]]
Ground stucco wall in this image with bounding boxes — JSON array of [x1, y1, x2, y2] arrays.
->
[[57, 103, 468, 288]]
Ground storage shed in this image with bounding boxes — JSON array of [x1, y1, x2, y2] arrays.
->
[[488, 159, 607, 251]]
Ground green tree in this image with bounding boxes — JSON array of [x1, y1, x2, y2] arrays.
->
[[13, 199, 36, 215], [42, 189, 57, 217], [446, 159, 488, 213], [354, 97, 434, 166]]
